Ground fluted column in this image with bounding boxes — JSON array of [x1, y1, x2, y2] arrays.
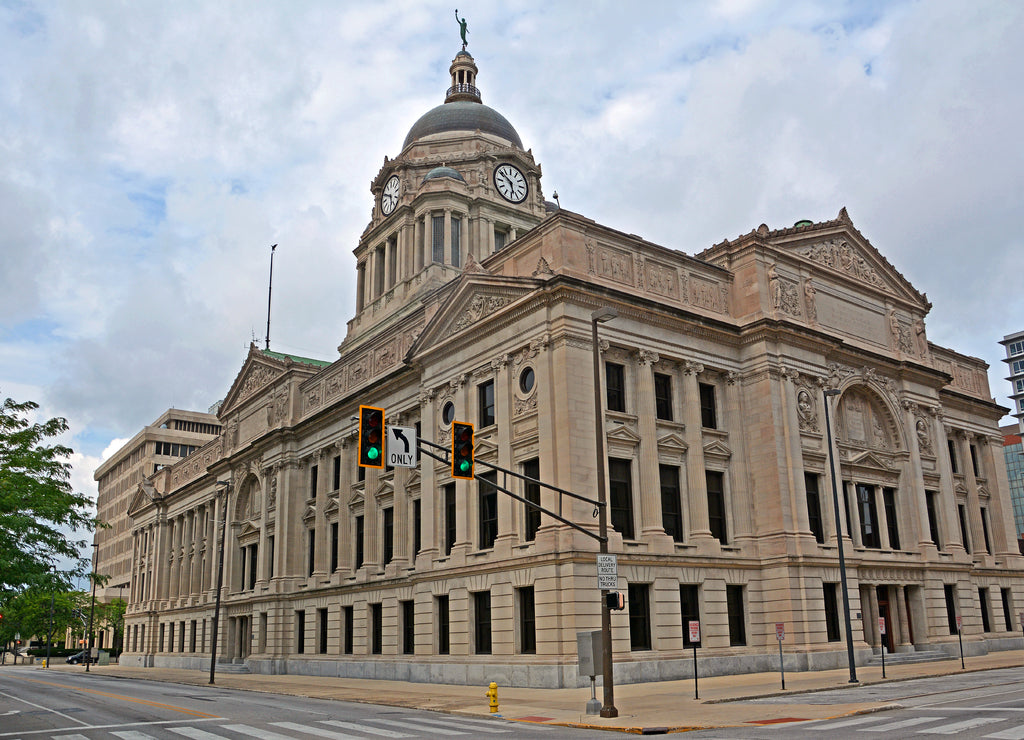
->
[[901, 400, 930, 548], [680, 361, 712, 540], [956, 430, 986, 553], [443, 209, 452, 265], [934, 412, 965, 551], [980, 434, 1017, 556], [414, 216, 424, 272], [417, 389, 439, 565], [314, 448, 330, 577], [723, 370, 753, 540], [634, 350, 664, 539], [493, 354, 516, 556]]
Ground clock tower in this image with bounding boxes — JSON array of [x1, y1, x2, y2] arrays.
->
[[347, 49, 550, 340]]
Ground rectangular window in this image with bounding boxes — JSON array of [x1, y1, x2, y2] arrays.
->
[[331, 522, 339, 572], [296, 610, 306, 654], [268, 534, 275, 579], [605, 362, 625, 412], [332, 455, 341, 491], [979, 588, 992, 632], [926, 491, 942, 548], [310, 464, 318, 499], [726, 585, 747, 646], [355, 515, 365, 569], [479, 471, 498, 550], [474, 591, 492, 655], [382, 507, 394, 564], [248, 544, 258, 589], [706, 470, 727, 544], [823, 583, 841, 642], [317, 608, 328, 654], [679, 585, 700, 648], [608, 458, 635, 540], [970, 444, 981, 477], [437, 595, 450, 655], [948, 439, 959, 474], [402, 600, 415, 655], [431, 215, 444, 263], [343, 606, 353, 654], [370, 603, 383, 654], [478, 380, 496, 427], [628, 583, 652, 651], [1002, 588, 1014, 631], [981, 507, 992, 554], [660, 465, 683, 542], [805, 473, 824, 543], [518, 586, 536, 654], [307, 528, 316, 576], [413, 499, 422, 555], [699, 382, 717, 429], [451, 217, 461, 268], [857, 484, 881, 549], [494, 228, 507, 251], [654, 372, 673, 421], [882, 487, 900, 550], [944, 584, 959, 634], [523, 458, 541, 542], [444, 484, 456, 556], [958, 504, 971, 554]]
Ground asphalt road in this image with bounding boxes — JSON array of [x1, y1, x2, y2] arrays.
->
[[0, 670, 606, 739], [686, 666, 1024, 739]]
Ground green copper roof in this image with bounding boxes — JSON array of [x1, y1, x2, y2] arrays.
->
[[261, 349, 331, 367]]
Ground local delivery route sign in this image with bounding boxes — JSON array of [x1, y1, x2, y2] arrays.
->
[[386, 426, 417, 468], [597, 554, 617, 590]]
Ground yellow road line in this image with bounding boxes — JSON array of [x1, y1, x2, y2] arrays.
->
[[17, 677, 220, 718]]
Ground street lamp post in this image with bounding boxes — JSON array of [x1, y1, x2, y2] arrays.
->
[[209, 480, 231, 685], [591, 306, 618, 718], [823, 388, 858, 683], [86, 543, 97, 672]]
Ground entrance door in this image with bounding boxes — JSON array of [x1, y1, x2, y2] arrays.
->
[[877, 585, 895, 652]]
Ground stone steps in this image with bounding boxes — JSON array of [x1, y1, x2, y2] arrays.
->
[[865, 649, 950, 666]]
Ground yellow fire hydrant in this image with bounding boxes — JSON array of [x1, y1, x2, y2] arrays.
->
[[486, 681, 499, 713]]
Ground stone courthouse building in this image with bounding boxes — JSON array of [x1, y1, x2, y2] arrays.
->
[[118, 46, 1024, 686]]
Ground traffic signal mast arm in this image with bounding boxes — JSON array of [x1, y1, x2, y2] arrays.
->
[[416, 436, 607, 543]]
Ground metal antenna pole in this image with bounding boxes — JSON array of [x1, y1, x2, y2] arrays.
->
[[265, 244, 277, 350]]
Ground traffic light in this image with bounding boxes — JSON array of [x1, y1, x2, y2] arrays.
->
[[451, 421, 474, 479], [606, 591, 625, 610], [358, 405, 385, 468]]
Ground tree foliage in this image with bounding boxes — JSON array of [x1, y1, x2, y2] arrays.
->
[[0, 588, 88, 652], [0, 396, 98, 594]]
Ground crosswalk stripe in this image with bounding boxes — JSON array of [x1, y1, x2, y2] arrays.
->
[[401, 716, 512, 733], [321, 719, 413, 738], [169, 727, 232, 740], [371, 718, 468, 735], [51, 735, 90, 740], [221, 724, 303, 740], [986, 726, 1024, 740], [860, 717, 944, 732], [271, 721, 362, 740], [111, 732, 158, 740], [802, 716, 881, 730], [917, 717, 1005, 734]]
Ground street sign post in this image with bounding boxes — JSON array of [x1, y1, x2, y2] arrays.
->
[[597, 554, 617, 590], [386, 426, 417, 468], [689, 620, 701, 699], [956, 614, 965, 669], [878, 617, 887, 677], [775, 623, 785, 689]]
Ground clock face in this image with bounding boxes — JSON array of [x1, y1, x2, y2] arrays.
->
[[494, 163, 528, 203], [381, 175, 401, 215]]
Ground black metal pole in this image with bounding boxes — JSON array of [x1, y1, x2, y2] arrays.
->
[[958, 624, 965, 669], [881, 626, 886, 678], [86, 544, 97, 672], [824, 388, 859, 683], [779, 636, 785, 689], [693, 643, 699, 700], [265, 245, 276, 350], [210, 482, 230, 684], [45, 588, 54, 669], [592, 308, 617, 718]]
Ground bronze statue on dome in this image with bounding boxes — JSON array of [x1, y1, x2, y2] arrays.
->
[[455, 9, 468, 50]]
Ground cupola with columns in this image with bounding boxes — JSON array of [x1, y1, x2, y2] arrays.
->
[[346, 49, 553, 340]]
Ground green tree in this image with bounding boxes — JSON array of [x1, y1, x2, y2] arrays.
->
[[0, 396, 98, 594], [98, 597, 127, 654], [0, 588, 87, 658]]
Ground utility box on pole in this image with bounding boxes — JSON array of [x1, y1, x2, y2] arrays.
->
[[577, 630, 603, 715]]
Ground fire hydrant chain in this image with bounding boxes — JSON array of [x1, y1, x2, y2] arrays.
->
[[486, 681, 499, 713]]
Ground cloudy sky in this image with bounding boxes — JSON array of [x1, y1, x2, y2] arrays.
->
[[2, 0, 1022, 512]]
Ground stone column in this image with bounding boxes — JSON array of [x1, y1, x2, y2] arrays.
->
[[417, 389, 439, 566], [314, 448, 330, 578], [634, 350, 665, 540], [934, 413, 965, 551], [780, 370, 811, 540], [862, 584, 878, 647], [452, 375, 472, 561], [443, 209, 452, 265], [490, 355, 515, 556], [337, 438, 355, 574], [167, 517, 181, 600], [355, 262, 366, 313], [956, 430, 986, 554], [414, 216, 424, 272], [895, 585, 912, 647], [723, 370, 753, 540], [680, 361, 712, 540], [846, 482, 863, 548], [980, 434, 1017, 556], [902, 401, 931, 548]]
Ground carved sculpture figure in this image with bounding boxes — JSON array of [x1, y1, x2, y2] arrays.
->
[[803, 278, 817, 322], [455, 9, 468, 49]]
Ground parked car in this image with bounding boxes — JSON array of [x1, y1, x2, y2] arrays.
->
[[66, 650, 87, 664]]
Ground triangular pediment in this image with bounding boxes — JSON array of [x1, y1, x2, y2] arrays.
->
[[127, 482, 158, 517], [349, 490, 365, 509], [703, 439, 732, 459], [373, 479, 394, 500], [845, 449, 894, 470], [239, 521, 260, 537], [220, 345, 288, 417], [302, 504, 317, 522], [657, 432, 688, 453], [475, 437, 499, 458], [607, 424, 642, 444], [955, 480, 969, 496], [408, 274, 541, 359], [325, 496, 339, 514]]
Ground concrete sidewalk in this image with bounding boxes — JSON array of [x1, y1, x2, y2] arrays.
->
[[25, 650, 1024, 734]]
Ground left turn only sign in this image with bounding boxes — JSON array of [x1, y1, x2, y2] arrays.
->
[[386, 426, 417, 468]]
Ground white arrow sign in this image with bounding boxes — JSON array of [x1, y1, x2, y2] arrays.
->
[[387, 426, 417, 468]]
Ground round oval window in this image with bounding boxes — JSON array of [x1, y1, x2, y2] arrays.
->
[[442, 401, 456, 425], [519, 367, 535, 393]]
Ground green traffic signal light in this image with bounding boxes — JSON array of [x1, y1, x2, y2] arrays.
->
[[359, 405, 385, 469], [452, 421, 474, 479]]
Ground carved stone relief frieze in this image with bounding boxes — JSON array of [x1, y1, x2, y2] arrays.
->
[[238, 364, 281, 402], [689, 275, 723, 312], [451, 294, 513, 332], [800, 238, 888, 290], [645, 259, 678, 299], [767, 263, 801, 317], [588, 242, 635, 286], [797, 387, 818, 432], [889, 310, 915, 354]]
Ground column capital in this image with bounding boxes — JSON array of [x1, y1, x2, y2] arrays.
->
[[680, 360, 704, 376], [634, 349, 659, 367]]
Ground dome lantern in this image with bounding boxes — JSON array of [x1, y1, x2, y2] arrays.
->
[[446, 51, 480, 103]]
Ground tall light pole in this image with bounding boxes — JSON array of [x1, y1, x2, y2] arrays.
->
[[209, 480, 231, 685], [86, 542, 98, 672], [823, 388, 858, 683], [591, 306, 618, 718]]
